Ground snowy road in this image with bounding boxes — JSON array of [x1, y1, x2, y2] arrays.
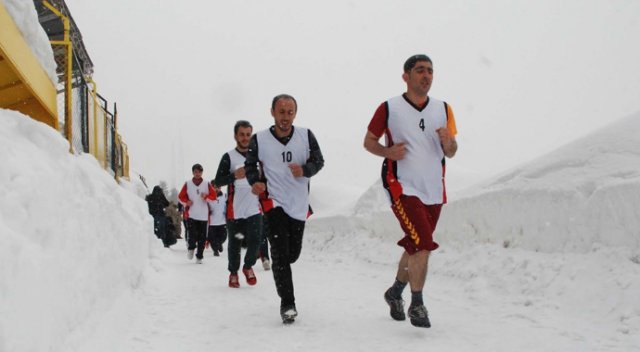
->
[[70, 232, 640, 352]]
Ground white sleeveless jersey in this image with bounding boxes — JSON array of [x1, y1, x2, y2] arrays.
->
[[226, 149, 261, 219], [183, 180, 212, 221], [386, 95, 448, 205], [208, 193, 227, 226], [256, 127, 310, 221]]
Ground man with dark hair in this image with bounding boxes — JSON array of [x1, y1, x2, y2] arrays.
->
[[214, 121, 264, 288], [179, 164, 217, 264], [364, 54, 458, 328], [245, 94, 324, 324]]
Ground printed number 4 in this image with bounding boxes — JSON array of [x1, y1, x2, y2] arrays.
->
[[281, 151, 292, 162], [419, 118, 425, 131]]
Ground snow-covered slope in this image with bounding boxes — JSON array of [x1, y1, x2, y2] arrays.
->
[[438, 112, 640, 253], [0, 109, 152, 352]]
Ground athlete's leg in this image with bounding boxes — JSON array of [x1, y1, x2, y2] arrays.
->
[[396, 251, 409, 283], [407, 249, 430, 292], [227, 220, 242, 273], [242, 213, 263, 269]]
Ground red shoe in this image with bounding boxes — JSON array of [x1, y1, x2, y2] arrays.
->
[[242, 267, 257, 286], [229, 273, 240, 288]]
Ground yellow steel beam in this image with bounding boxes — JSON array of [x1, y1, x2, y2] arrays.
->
[[42, 0, 72, 151], [86, 77, 99, 157], [0, 2, 58, 129]]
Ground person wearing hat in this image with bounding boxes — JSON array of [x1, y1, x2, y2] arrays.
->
[[178, 163, 217, 264], [364, 54, 458, 328]]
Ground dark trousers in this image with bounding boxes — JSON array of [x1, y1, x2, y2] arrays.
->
[[265, 207, 305, 308], [227, 213, 263, 273], [207, 224, 227, 252], [187, 219, 208, 259], [183, 219, 189, 248], [153, 215, 167, 239], [260, 218, 270, 260]]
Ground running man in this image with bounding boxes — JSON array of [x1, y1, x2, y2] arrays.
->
[[364, 54, 458, 328], [214, 120, 263, 288], [245, 94, 324, 324]]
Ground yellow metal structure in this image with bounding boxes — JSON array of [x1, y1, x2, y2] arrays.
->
[[2, 0, 130, 182], [41, 0, 72, 151], [0, 2, 58, 129]]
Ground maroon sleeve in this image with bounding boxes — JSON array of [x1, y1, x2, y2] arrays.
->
[[367, 102, 388, 138]]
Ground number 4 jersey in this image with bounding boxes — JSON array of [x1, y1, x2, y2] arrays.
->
[[368, 94, 458, 205]]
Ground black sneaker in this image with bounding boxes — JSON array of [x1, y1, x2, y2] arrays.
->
[[280, 305, 298, 324], [407, 304, 431, 328], [384, 288, 406, 321]]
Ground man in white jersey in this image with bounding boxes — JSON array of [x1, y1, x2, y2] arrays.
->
[[364, 55, 458, 328], [245, 94, 324, 324], [214, 120, 263, 288], [207, 185, 227, 257], [178, 164, 217, 264]]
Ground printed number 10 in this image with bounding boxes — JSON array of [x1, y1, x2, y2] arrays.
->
[[281, 151, 292, 162]]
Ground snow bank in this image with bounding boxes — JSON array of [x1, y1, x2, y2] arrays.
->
[[0, 109, 153, 352], [438, 112, 640, 253], [2, 0, 58, 83]]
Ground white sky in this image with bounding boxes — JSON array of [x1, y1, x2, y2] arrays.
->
[[63, 0, 640, 200]]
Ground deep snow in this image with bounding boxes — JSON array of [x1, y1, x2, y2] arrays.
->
[[1, 108, 639, 352]]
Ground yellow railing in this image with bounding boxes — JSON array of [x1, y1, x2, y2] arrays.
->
[[41, 0, 72, 150], [1, 1, 130, 181]]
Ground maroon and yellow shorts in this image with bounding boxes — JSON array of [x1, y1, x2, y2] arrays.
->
[[391, 195, 442, 254]]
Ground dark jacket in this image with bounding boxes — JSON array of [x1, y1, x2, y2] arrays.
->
[[146, 186, 169, 217]]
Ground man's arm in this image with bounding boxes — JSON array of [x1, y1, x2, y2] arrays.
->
[[213, 153, 234, 187], [436, 128, 458, 158], [302, 130, 325, 178], [364, 102, 406, 161], [363, 131, 406, 161], [178, 182, 192, 206], [245, 135, 260, 185], [205, 183, 217, 201]]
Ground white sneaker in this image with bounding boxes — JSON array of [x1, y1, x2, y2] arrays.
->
[[262, 259, 271, 271], [187, 249, 194, 260], [196, 258, 203, 264]]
